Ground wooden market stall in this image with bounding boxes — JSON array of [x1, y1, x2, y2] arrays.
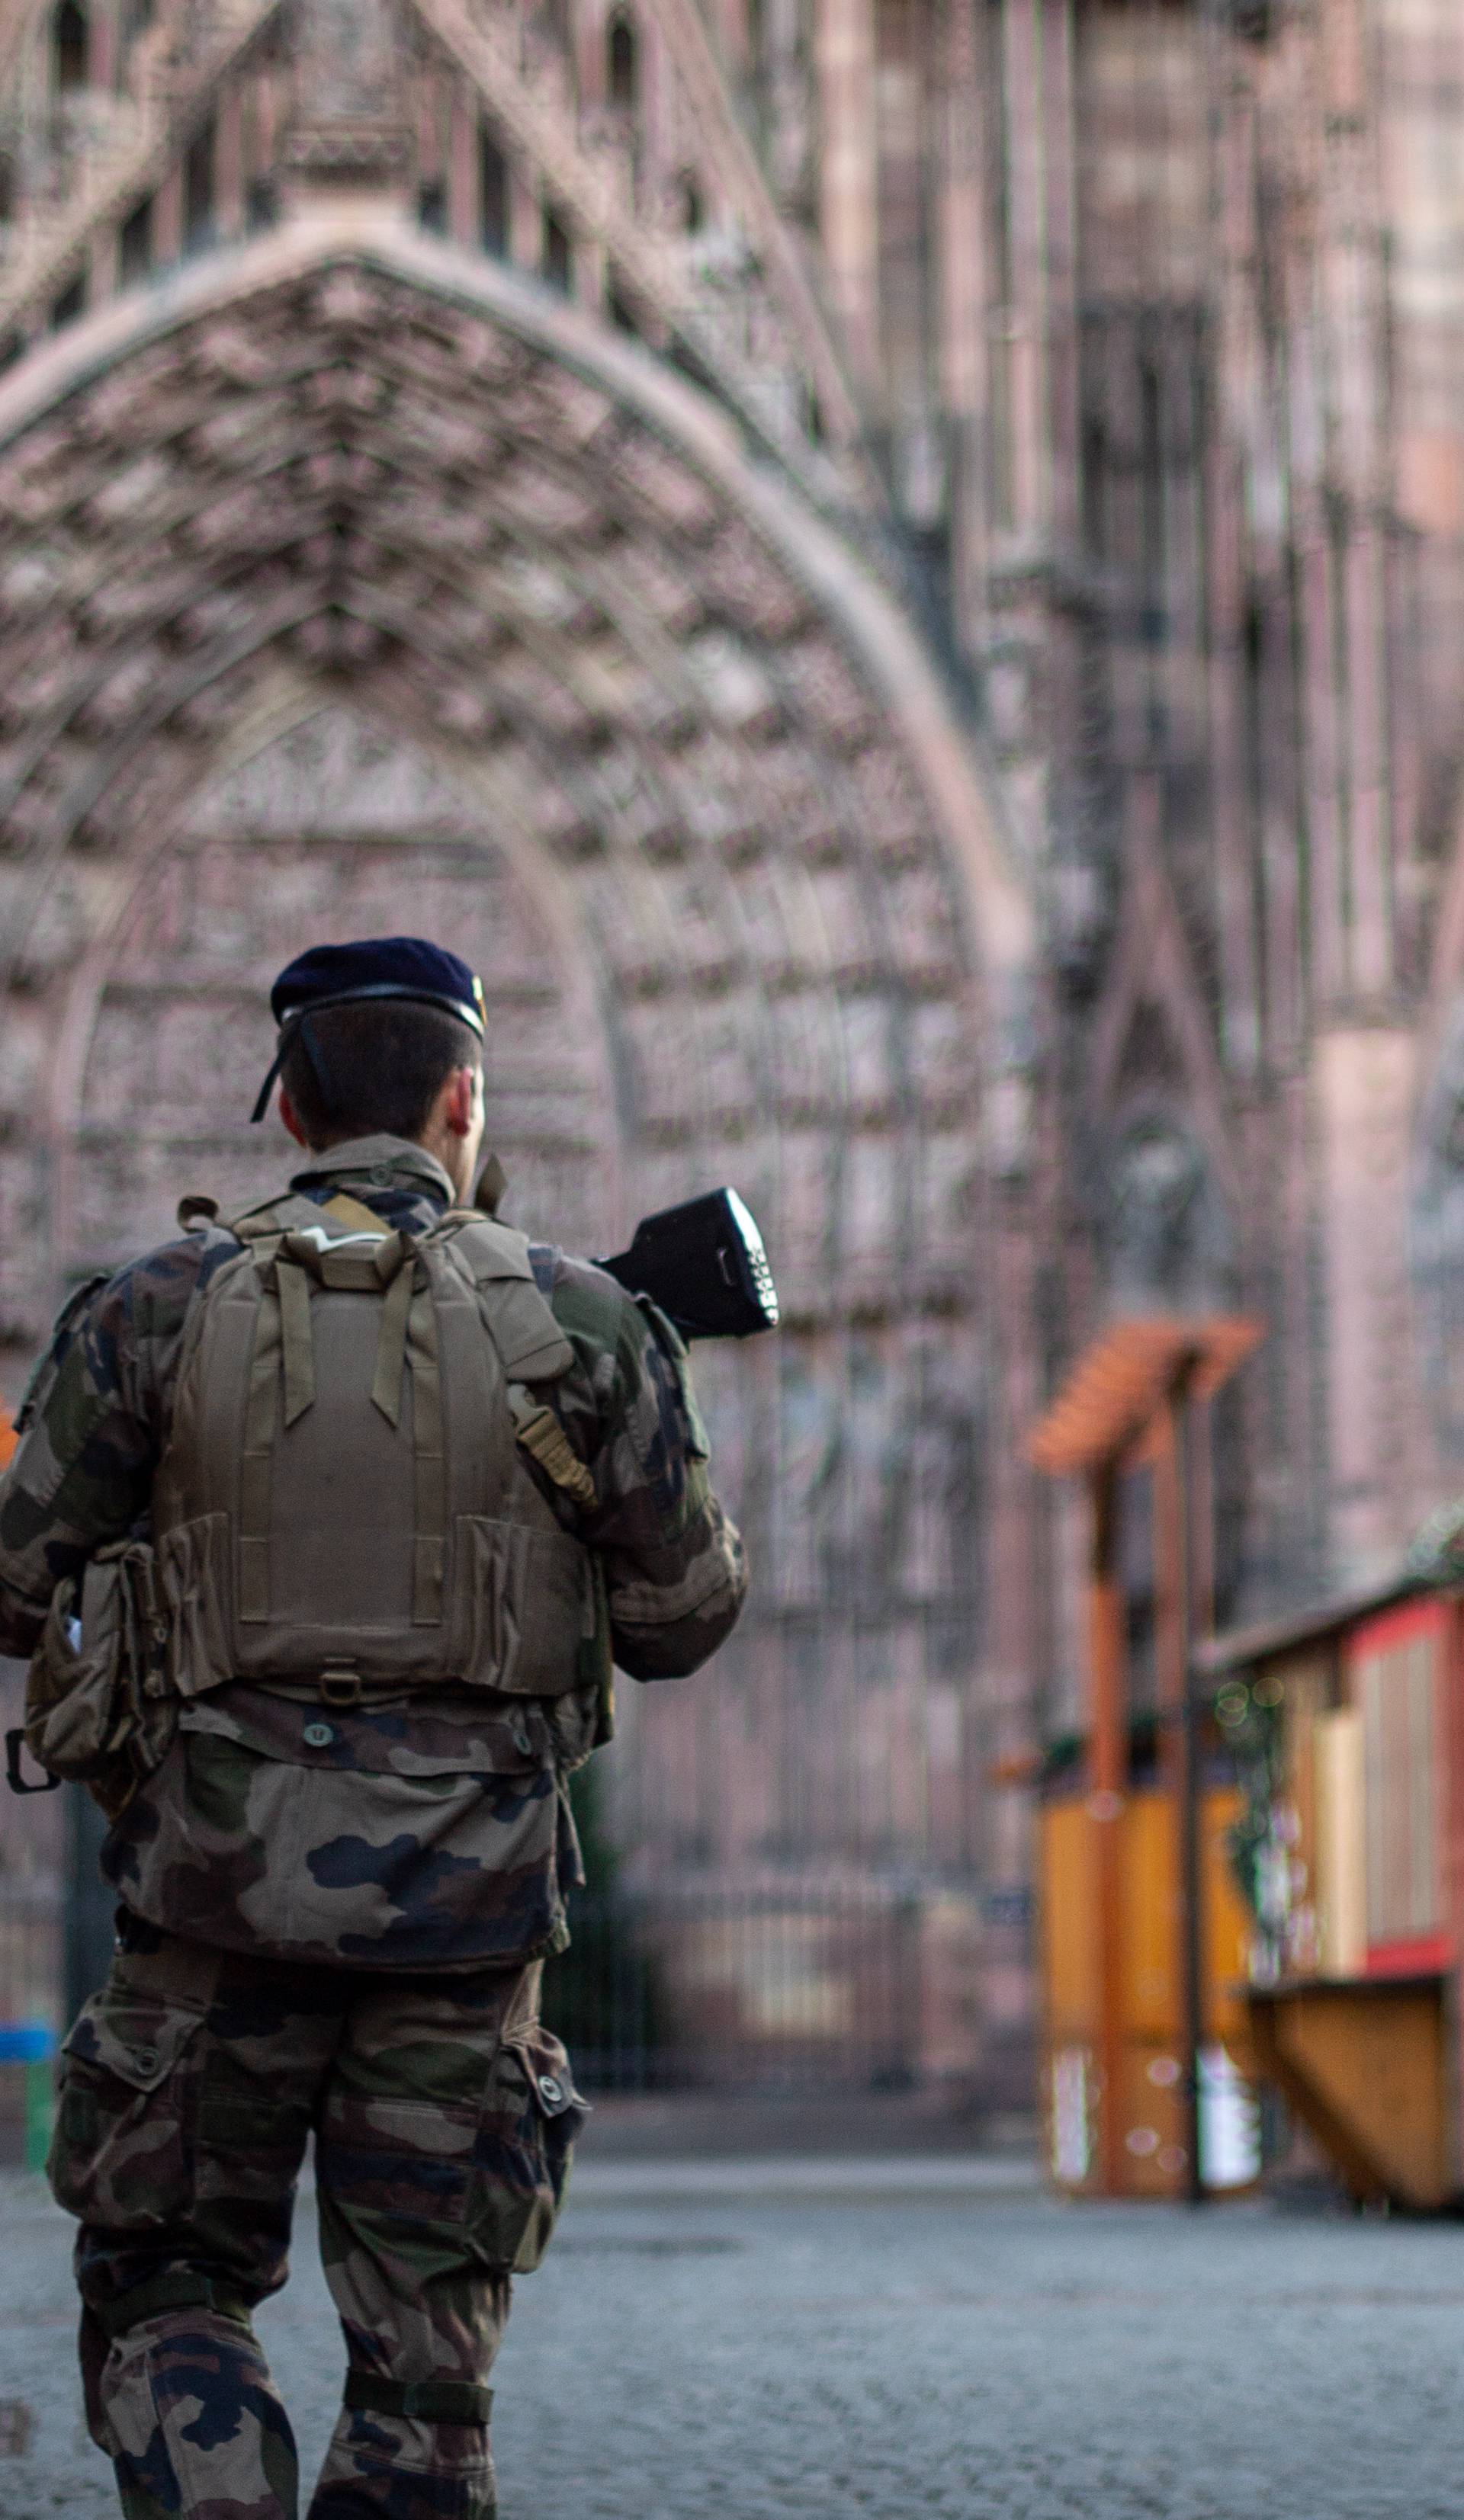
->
[[1196, 1579, 1464, 2210], [1039, 1760, 1260, 2198], [1028, 1315, 1263, 2201]]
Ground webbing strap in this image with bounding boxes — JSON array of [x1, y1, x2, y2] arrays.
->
[[277, 1260, 315, 1427], [509, 1386, 597, 1511], [371, 1260, 415, 1427], [94, 2273, 255, 2342], [344, 2371, 493, 2427], [239, 1274, 284, 1624], [408, 1275, 446, 1624]]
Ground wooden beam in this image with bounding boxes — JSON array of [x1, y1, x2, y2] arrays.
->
[[1028, 1315, 1263, 1473], [1089, 1459, 1126, 2196]]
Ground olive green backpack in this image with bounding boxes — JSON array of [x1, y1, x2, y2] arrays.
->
[[14, 1193, 608, 1813]]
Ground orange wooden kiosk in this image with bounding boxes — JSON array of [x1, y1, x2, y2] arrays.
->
[[1028, 1316, 1263, 2200], [1196, 1577, 1464, 2209]]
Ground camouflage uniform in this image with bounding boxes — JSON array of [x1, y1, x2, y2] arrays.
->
[[0, 1134, 746, 2520]]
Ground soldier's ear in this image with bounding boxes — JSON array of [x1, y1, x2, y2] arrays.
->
[[442, 1066, 480, 1141]]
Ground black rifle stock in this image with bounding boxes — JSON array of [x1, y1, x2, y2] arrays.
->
[[598, 1188, 779, 1341], [474, 1169, 779, 1342]]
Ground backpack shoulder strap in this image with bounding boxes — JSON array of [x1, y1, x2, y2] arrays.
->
[[433, 1216, 574, 1383], [432, 1217, 596, 1509], [431, 1212, 532, 1270]]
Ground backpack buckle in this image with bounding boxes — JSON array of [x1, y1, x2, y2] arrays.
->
[[319, 1666, 364, 1708], [6, 1729, 63, 1794]]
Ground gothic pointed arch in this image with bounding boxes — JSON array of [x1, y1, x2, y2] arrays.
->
[[53, 2, 90, 95], [0, 211, 1029, 1674], [0, 210, 1020, 1945], [1085, 799, 1238, 1311], [0, 216, 1029, 1011]]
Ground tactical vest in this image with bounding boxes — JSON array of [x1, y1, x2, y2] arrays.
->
[[149, 1193, 609, 1709]]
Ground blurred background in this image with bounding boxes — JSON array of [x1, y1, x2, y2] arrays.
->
[[2, 0, 1464, 2193]]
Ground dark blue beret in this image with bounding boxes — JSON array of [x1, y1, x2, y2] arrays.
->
[[251, 936, 486, 1121], [270, 936, 485, 1035]]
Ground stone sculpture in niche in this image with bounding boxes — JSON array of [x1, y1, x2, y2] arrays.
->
[[286, 0, 406, 180], [1100, 1106, 1231, 1314]]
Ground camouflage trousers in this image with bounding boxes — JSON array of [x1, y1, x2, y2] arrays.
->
[[48, 1916, 585, 2520]]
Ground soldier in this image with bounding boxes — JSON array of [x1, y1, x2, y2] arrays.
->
[[0, 935, 746, 2520]]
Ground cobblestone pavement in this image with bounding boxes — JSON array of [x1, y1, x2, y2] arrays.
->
[[5, 2160, 1464, 2518]]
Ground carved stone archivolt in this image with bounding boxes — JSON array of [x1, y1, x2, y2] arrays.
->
[[0, 229, 1013, 1900], [0, 240, 1012, 1175]]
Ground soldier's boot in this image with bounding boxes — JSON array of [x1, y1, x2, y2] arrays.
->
[[309, 2372, 496, 2520], [88, 2304, 300, 2520]]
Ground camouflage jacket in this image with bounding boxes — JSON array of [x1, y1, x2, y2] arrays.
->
[[0, 1136, 746, 1970]]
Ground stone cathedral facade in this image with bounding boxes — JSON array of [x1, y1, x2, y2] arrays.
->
[[2, 0, 1463, 2094]]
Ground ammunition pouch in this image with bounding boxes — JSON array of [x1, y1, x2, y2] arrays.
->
[[16, 1542, 177, 1818]]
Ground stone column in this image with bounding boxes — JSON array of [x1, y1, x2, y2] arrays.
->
[[813, 0, 878, 383], [1314, 1028, 1422, 1583]]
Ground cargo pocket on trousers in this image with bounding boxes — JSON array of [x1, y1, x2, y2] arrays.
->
[[468, 2028, 588, 2274], [316, 2093, 478, 2229], [50, 1993, 204, 2228]]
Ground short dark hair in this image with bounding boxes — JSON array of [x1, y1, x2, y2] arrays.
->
[[278, 1000, 483, 1147]]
